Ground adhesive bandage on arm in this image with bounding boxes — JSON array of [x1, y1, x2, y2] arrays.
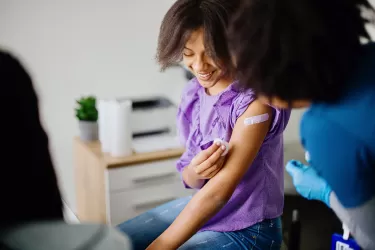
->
[[244, 113, 270, 126], [214, 138, 229, 156]]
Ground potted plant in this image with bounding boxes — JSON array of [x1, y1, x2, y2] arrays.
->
[[75, 96, 98, 141]]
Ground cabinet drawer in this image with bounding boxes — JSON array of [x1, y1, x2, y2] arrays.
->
[[108, 158, 180, 192], [108, 181, 194, 225]]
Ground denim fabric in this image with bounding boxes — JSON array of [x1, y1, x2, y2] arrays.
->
[[117, 196, 283, 250]]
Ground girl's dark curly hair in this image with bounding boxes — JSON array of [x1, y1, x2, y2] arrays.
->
[[156, 0, 240, 75], [228, 0, 375, 103]]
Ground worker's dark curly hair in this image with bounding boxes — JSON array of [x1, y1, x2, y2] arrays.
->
[[156, 0, 240, 75], [228, 0, 375, 103]]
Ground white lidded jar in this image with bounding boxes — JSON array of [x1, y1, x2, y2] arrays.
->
[[109, 99, 133, 157]]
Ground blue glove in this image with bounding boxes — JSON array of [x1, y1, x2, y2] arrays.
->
[[286, 160, 332, 207]]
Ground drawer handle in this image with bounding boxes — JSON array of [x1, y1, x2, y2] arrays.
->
[[132, 173, 176, 184], [134, 197, 177, 211]]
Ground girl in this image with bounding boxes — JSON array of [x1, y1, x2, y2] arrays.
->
[[228, 0, 375, 248], [118, 0, 291, 249]]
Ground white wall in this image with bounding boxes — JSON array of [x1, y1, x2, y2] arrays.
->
[[366, 0, 375, 39], [0, 0, 185, 210], [1, 1, 373, 211]]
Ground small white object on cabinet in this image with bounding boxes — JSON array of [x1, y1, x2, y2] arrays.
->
[[109, 100, 133, 158], [97, 99, 112, 153]]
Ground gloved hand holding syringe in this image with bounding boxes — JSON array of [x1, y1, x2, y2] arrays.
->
[[286, 153, 361, 249]]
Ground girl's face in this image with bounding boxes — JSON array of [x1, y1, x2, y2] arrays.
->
[[183, 28, 231, 94]]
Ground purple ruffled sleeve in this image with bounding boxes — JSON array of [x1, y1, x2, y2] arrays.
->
[[176, 79, 200, 147], [175, 79, 201, 186], [230, 89, 256, 128], [267, 105, 291, 137]]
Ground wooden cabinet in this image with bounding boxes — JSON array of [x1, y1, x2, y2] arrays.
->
[[74, 138, 194, 225]]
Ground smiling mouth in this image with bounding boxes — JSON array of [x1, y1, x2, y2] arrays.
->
[[197, 71, 214, 81]]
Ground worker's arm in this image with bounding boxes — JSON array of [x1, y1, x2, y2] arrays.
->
[[330, 193, 375, 250], [147, 100, 273, 250], [300, 115, 375, 208], [286, 161, 375, 249]]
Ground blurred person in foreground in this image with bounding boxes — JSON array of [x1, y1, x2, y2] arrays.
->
[[0, 50, 132, 250]]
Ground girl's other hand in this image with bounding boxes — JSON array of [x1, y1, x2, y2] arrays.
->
[[189, 141, 227, 179]]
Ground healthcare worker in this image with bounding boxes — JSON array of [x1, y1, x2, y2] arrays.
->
[[227, 0, 375, 249]]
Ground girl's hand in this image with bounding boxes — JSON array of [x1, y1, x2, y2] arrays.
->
[[189, 141, 227, 179]]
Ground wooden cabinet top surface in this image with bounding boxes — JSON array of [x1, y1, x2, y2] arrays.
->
[[74, 137, 184, 169]]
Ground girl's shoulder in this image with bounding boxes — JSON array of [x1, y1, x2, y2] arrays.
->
[[228, 86, 257, 128], [228, 85, 291, 136]]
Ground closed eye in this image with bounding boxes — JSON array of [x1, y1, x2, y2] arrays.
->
[[183, 53, 193, 57], [183, 47, 194, 57]]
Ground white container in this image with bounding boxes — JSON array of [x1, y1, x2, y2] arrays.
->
[[97, 99, 111, 152], [109, 100, 133, 157]]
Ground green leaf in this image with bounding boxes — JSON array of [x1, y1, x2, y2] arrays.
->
[[75, 95, 98, 121]]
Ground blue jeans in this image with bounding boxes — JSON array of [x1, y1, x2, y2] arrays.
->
[[117, 196, 283, 250]]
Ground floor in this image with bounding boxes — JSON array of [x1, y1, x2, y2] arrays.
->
[[282, 195, 342, 250]]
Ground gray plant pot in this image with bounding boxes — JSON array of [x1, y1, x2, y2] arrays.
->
[[79, 121, 98, 142]]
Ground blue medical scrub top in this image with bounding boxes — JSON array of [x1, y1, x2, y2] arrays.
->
[[300, 42, 375, 208]]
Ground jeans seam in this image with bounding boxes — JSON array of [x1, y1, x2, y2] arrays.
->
[[250, 224, 261, 250]]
